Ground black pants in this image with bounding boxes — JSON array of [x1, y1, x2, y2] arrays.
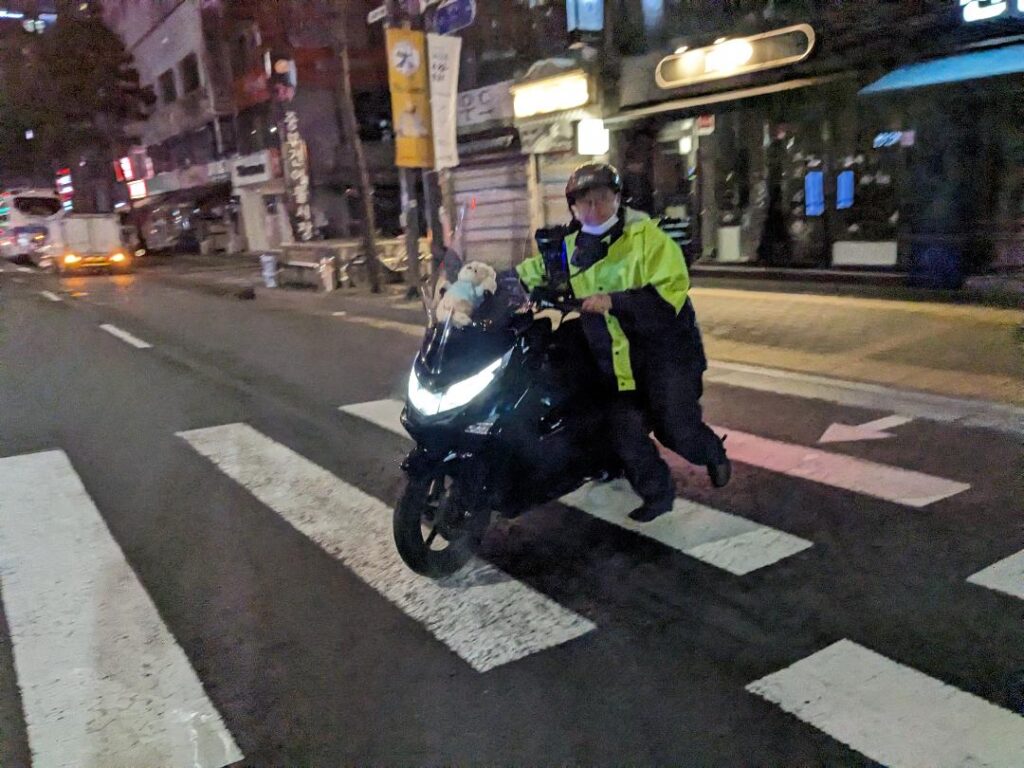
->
[[608, 359, 726, 506]]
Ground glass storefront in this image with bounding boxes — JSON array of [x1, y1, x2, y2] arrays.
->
[[611, 70, 1024, 274]]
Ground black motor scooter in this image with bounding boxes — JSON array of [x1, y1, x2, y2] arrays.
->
[[393, 226, 619, 577]]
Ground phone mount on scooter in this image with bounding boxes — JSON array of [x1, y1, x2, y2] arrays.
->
[[534, 224, 577, 298]]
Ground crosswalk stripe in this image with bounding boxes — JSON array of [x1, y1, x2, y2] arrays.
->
[[561, 481, 812, 575], [178, 423, 595, 673], [340, 398, 407, 436], [0, 450, 243, 768], [710, 427, 971, 507], [16, 266, 33, 274], [340, 399, 812, 575], [967, 548, 1024, 601], [747, 639, 1024, 768]]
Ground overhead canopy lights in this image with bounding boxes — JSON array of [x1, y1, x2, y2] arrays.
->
[[511, 70, 591, 119], [656, 24, 816, 89]]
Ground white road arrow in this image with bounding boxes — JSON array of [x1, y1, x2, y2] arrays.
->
[[818, 415, 913, 444]]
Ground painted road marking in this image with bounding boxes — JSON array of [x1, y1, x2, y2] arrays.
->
[[179, 423, 595, 673], [40, 290, 62, 302], [343, 398, 969, 509], [16, 266, 33, 273], [100, 323, 152, 349], [818, 414, 914, 444], [0, 450, 243, 768], [704, 361, 1024, 437], [338, 313, 423, 337], [747, 639, 1024, 767], [340, 398, 408, 437], [967, 548, 1024, 601], [340, 400, 812, 575], [562, 480, 811, 575], [709, 427, 970, 508]]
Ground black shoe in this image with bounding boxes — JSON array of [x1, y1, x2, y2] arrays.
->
[[628, 500, 673, 523], [707, 456, 732, 488]]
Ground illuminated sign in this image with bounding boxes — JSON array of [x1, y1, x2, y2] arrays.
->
[[566, 0, 603, 32], [960, 0, 1024, 22], [511, 71, 590, 119], [56, 167, 74, 212], [656, 24, 815, 89], [873, 130, 915, 149], [128, 180, 148, 200], [576, 118, 609, 155]]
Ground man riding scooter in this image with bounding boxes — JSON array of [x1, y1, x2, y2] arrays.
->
[[516, 162, 731, 522]]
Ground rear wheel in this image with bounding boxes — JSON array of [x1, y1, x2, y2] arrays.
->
[[393, 473, 485, 578]]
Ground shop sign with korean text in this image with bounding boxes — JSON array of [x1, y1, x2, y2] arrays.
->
[[428, 33, 462, 170], [387, 29, 434, 168]]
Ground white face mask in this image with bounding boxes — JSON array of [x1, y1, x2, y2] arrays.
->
[[580, 213, 620, 236]]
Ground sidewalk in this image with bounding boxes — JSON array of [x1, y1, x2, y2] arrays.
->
[[136, 252, 1024, 407]]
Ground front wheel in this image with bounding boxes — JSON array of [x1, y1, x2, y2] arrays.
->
[[393, 472, 485, 578]]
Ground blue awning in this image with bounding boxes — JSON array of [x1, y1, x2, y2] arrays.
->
[[860, 44, 1024, 94]]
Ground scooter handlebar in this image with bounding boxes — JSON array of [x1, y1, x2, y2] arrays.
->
[[529, 286, 582, 313]]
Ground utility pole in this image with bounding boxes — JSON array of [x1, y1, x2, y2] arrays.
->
[[332, 0, 382, 292], [384, 0, 424, 291]]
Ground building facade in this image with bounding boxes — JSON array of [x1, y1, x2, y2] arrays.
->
[[102, 0, 392, 255], [446, 0, 1022, 283], [606, 0, 1024, 282]]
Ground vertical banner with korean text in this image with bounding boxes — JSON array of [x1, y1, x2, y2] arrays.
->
[[427, 33, 462, 170], [269, 51, 314, 242], [281, 110, 314, 242], [386, 29, 434, 168]]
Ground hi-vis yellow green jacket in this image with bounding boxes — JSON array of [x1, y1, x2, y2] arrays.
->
[[517, 211, 702, 392]]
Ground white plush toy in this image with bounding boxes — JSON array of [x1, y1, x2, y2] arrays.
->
[[435, 261, 498, 327]]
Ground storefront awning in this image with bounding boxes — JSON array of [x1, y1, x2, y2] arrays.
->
[[860, 44, 1024, 94]]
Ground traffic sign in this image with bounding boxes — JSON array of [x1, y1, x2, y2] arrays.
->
[[367, 4, 387, 24], [435, 0, 475, 35]]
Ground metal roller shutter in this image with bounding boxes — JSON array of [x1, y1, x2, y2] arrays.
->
[[453, 157, 532, 269]]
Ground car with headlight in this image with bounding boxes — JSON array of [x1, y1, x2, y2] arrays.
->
[[36, 214, 134, 275]]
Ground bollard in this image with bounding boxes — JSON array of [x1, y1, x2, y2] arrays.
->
[[319, 255, 337, 292], [260, 253, 278, 288]]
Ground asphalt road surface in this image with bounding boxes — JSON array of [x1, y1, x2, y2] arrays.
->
[[1, 265, 1022, 767]]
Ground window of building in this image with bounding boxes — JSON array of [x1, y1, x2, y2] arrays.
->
[[217, 117, 237, 157], [180, 53, 202, 94], [158, 70, 177, 103]]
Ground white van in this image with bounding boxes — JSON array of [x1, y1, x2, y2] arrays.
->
[[0, 189, 63, 263]]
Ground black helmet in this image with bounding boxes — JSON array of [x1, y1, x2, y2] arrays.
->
[[565, 162, 622, 206]]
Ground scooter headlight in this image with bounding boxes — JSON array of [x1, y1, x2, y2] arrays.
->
[[408, 355, 505, 416]]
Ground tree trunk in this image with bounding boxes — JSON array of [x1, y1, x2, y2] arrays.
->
[[333, 1, 382, 293]]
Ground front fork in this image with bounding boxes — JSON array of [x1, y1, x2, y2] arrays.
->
[[401, 446, 491, 526]]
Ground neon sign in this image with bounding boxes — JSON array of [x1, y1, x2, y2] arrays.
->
[[960, 0, 1024, 22]]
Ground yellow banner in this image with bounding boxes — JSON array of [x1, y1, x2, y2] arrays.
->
[[386, 29, 434, 169]]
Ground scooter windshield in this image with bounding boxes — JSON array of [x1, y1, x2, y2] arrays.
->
[[418, 279, 527, 388]]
